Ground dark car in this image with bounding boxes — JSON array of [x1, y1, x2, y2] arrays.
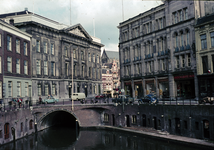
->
[[138, 94, 158, 104], [112, 95, 134, 104], [95, 94, 105, 99]]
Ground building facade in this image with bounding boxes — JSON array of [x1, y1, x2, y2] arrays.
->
[[0, 19, 32, 104], [0, 10, 103, 101], [118, 0, 214, 99], [101, 50, 120, 97], [195, 13, 214, 99]]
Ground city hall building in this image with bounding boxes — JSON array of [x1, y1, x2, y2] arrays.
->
[[0, 10, 104, 101], [118, 0, 214, 99]]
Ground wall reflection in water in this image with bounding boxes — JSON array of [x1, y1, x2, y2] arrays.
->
[[0, 128, 212, 150]]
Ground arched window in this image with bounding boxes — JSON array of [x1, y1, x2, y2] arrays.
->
[[175, 33, 179, 47], [104, 113, 109, 122], [29, 120, 33, 130]]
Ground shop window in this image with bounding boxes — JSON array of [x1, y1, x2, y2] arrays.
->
[[202, 56, 208, 73], [195, 122, 199, 130], [104, 113, 109, 122], [184, 120, 187, 129], [132, 115, 137, 124]]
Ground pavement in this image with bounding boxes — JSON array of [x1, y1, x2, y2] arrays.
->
[[96, 126, 214, 148]]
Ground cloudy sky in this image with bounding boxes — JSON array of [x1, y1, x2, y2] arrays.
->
[[0, 0, 163, 51]]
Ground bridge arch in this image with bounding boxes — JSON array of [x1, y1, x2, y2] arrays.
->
[[37, 109, 80, 130]]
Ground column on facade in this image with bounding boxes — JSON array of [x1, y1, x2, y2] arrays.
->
[[141, 42, 145, 76], [130, 45, 134, 76], [168, 74, 175, 100], [131, 79, 135, 98]]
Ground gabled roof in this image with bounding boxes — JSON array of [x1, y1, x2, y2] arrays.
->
[[102, 49, 109, 59], [62, 23, 93, 41]]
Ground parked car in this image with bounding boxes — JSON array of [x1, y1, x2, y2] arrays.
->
[[95, 94, 105, 99], [42, 96, 59, 104], [112, 95, 134, 104], [199, 97, 214, 104], [138, 94, 158, 104], [72, 93, 86, 101]]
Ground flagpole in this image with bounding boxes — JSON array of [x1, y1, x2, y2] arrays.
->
[[71, 51, 74, 111]]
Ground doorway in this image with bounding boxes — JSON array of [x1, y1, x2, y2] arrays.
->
[[153, 117, 157, 129], [125, 115, 130, 127], [175, 118, 181, 135], [203, 120, 210, 139], [112, 114, 115, 126], [142, 114, 146, 127]]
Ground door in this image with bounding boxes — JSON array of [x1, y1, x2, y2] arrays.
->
[[153, 117, 157, 129], [142, 114, 146, 127], [112, 114, 115, 126], [175, 118, 181, 135], [203, 120, 210, 139], [125, 115, 130, 127]]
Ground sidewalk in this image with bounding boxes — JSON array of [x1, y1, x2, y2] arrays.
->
[[99, 126, 214, 148]]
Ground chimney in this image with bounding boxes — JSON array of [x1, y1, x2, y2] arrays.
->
[[9, 19, 14, 26]]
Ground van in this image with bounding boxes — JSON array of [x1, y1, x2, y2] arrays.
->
[[71, 93, 86, 101]]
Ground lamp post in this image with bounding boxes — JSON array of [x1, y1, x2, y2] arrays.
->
[[71, 51, 74, 111]]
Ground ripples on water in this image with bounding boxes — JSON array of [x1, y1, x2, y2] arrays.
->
[[0, 127, 212, 150]]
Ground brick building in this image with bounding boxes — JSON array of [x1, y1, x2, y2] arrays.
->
[[0, 10, 103, 101], [0, 19, 31, 104], [118, 0, 214, 99]]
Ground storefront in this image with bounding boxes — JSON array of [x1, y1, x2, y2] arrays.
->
[[158, 78, 169, 98], [198, 75, 214, 98], [174, 74, 195, 99], [124, 82, 133, 97], [145, 79, 155, 95], [134, 81, 143, 98]]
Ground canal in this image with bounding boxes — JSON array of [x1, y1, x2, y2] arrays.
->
[[1, 126, 212, 150]]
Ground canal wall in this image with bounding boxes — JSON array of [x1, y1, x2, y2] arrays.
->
[[0, 104, 213, 145]]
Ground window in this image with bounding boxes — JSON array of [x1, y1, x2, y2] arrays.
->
[[160, 18, 163, 29], [89, 67, 91, 77], [38, 84, 41, 96], [52, 84, 56, 95], [180, 10, 183, 21], [182, 55, 185, 67], [132, 115, 137, 124], [93, 54, 95, 62], [82, 65, 84, 77], [187, 54, 191, 66], [25, 82, 28, 97], [202, 56, 208, 73], [51, 43, 54, 55], [93, 68, 95, 78], [16, 59, 20, 74], [8, 81, 12, 97], [162, 59, 165, 71], [7, 57, 12, 72], [65, 46, 68, 57], [201, 34, 207, 49], [7, 36, 12, 51], [186, 31, 189, 45], [0, 81, 2, 99], [185, 8, 188, 20], [0, 56, 1, 73], [36, 40, 40, 52], [44, 61, 48, 75], [211, 32, 214, 47], [181, 34, 184, 46], [81, 51, 84, 60], [0, 34, 1, 47], [17, 82, 21, 97], [36, 60, 41, 75], [45, 84, 48, 96], [44, 42, 47, 53], [24, 60, 28, 75], [174, 12, 178, 24], [148, 62, 151, 73], [175, 34, 179, 47], [24, 42, 27, 55], [176, 56, 179, 68], [16, 39, 20, 53], [73, 50, 76, 59], [65, 62, 69, 76], [51, 62, 55, 76], [4, 123, 9, 139], [97, 55, 99, 63], [29, 120, 33, 130], [88, 53, 91, 62], [104, 113, 109, 122]]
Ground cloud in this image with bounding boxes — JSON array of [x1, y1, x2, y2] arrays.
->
[[0, 0, 163, 51]]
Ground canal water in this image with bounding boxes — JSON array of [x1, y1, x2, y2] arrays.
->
[[1, 127, 212, 150]]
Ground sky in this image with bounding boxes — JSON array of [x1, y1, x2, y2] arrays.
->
[[0, 0, 163, 52]]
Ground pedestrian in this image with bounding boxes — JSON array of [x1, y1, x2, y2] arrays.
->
[[39, 96, 42, 104]]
